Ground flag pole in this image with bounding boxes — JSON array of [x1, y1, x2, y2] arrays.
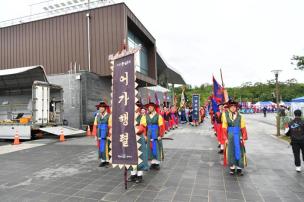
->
[[220, 69, 229, 102], [220, 68, 225, 88]]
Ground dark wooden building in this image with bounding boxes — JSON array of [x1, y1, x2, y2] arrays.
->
[[0, 2, 185, 129], [0, 3, 157, 86]]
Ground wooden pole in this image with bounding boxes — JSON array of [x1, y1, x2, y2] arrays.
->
[[124, 167, 127, 189], [220, 68, 225, 88], [172, 84, 175, 106], [220, 68, 228, 102]]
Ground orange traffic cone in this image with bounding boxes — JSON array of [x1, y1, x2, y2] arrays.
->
[[13, 130, 20, 145], [59, 129, 65, 142], [92, 116, 97, 137], [87, 125, 92, 136]]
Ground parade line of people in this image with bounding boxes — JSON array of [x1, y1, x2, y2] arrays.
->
[[93, 100, 181, 183], [91, 97, 252, 183]]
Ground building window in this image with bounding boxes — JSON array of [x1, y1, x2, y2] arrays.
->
[[127, 30, 149, 76]]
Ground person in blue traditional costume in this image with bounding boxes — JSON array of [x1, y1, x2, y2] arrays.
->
[[222, 100, 248, 176], [140, 101, 164, 170], [128, 101, 149, 183], [95, 101, 112, 167], [180, 106, 187, 124]]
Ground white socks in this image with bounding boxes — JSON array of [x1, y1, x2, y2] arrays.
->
[[131, 170, 143, 176], [151, 159, 160, 164]]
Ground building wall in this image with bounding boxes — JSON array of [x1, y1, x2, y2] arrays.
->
[[80, 71, 112, 125], [47, 73, 82, 128], [0, 3, 157, 84], [47, 71, 111, 129], [0, 4, 124, 76]]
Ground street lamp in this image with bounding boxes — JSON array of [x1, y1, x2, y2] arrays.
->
[[271, 69, 282, 136]]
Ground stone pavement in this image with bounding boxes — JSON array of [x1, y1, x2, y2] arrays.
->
[[0, 114, 304, 202]]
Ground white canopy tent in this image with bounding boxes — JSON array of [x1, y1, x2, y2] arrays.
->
[[290, 96, 304, 114], [254, 101, 276, 108]]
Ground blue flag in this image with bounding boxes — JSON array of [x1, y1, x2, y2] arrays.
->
[[211, 98, 219, 113], [213, 77, 224, 103]]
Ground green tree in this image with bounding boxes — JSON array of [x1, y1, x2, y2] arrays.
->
[[291, 55, 304, 70], [173, 79, 304, 106]]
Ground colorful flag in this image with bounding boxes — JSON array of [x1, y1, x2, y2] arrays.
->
[[211, 98, 219, 113], [180, 89, 185, 107], [213, 76, 224, 103]]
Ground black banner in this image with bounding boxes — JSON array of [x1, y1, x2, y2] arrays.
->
[[111, 54, 138, 166], [192, 94, 200, 121]]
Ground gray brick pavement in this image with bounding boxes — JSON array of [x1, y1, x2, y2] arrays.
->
[[0, 114, 303, 201]]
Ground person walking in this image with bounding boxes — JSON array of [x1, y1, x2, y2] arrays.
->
[[222, 100, 248, 176], [140, 102, 164, 170], [285, 110, 304, 172], [128, 101, 149, 183], [262, 106, 267, 117]]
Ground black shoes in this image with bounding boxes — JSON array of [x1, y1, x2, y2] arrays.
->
[[127, 175, 143, 183], [127, 175, 137, 182], [237, 169, 243, 176], [154, 164, 160, 170], [136, 176, 143, 183], [98, 162, 110, 167], [230, 168, 243, 176], [150, 164, 160, 170]]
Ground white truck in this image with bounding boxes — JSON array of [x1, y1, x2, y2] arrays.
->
[[0, 66, 84, 139]]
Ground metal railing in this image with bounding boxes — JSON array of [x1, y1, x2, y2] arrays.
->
[[0, 0, 115, 28]]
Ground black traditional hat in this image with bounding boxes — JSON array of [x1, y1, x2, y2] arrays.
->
[[144, 101, 161, 113], [136, 101, 144, 109], [144, 101, 158, 108], [226, 100, 239, 107], [96, 100, 110, 110], [217, 102, 225, 107]]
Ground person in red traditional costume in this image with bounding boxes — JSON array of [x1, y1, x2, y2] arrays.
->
[[173, 105, 179, 127], [199, 106, 206, 124], [170, 106, 177, 129], [163, 106, 171, 132], [215, 103, 225, 154]]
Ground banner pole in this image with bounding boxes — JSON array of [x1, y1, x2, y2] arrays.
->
[[124, 167, 127, 189]]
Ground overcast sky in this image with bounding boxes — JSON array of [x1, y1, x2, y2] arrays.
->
[[1, 0, 304, 87]]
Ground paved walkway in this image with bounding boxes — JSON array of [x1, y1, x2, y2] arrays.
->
[[0, 114, 303, 202]]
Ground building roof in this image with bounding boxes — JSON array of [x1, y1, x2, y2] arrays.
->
[[157, 52, 186, 86], [0, 66, 48, 90]]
